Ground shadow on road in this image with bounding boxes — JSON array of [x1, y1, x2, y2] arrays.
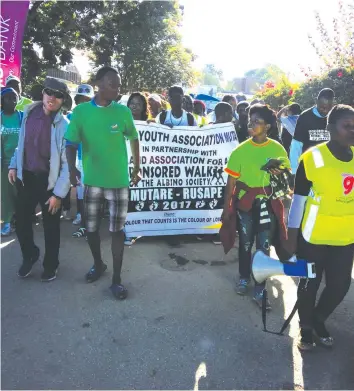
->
[[300, 273, 354, 390], [1, 227, 353, 390]]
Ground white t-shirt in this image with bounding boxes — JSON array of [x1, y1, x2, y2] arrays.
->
[[156, 110, 197, 126]]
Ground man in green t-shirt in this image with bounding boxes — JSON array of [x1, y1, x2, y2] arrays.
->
[[223, 104, 290, 309], [65, 67, 141, 300]]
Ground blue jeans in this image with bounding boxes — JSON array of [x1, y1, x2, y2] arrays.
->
[[237, 199, 276, 291]]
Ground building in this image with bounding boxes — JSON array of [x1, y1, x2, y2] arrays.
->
[[47, 64, 81, 85], [231, 77, 258, 95]]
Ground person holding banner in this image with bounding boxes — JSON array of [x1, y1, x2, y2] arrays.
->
[[128, 92, 150, 121], [125, 92, 150, 245], [192, 100, 208, 127], [214, 102, 234, 125], [8, 77, 71, 282], [1, 88, 23, 236], [222, 104, 290, 309], [65, 67, 141, 300], [285, 104, 354, 351], [156, 86, 197, 127], [182, 94, 194, 114]]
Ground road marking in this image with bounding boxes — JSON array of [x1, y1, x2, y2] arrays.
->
[[0, 239, 15, 249]]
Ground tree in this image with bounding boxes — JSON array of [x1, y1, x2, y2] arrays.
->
[[200, 63, 223, 88], [294, 66, 354, 109], [307, 0, 354, 71], [244, 64, 286, 85], [89, 1, 197, 92], [22, 1, 104, 89], [21, 1, 197, 93], [254, 75, 299, 109], [224, 79, 237, 92]]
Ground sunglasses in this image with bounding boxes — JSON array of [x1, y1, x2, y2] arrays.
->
[[78, 87, 91, 94], [43, 88, 64, 99]]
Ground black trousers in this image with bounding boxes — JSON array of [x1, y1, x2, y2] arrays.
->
[[15, 170, 61, 271], [297, 235, 354, 329], [237, 200, 276, 279], [62, 187, 71, 211]]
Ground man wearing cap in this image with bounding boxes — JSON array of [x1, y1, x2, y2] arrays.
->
[[67, 84, 95, 238], [8, 77, 71, 282], [6, 75, 32, 111]]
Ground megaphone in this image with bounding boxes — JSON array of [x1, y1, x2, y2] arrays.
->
[[251, 250, 316, 284]]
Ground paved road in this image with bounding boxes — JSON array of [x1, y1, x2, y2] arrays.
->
[[2, 220, 354, 390]]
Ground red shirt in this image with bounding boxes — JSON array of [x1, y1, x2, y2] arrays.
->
[[23, 105, 52, 173]]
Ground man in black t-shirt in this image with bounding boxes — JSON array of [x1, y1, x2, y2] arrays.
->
[[235, 101, 250, 143], [290, 88, 334, 173]]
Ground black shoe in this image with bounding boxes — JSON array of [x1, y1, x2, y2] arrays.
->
[[72, 227, 86, 238], [41, 269, 57, 282], [17, 246, 40, 278], [86, 263, 107, 283], [110, 283, 128, 300], [298, 328, 316, 351], [313, 319, 334, 348]]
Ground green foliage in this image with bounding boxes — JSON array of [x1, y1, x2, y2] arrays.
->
[[200, 64, 223, 88], [293, 67, 354, 108], [88, 1, 197, 92], [293, 3, 354, 110], [22, 1, 104, 89], [255, 66, 354, 110], [22, 0, 197, 93], [224, 79, 236, 92], [255, 76, 299, 109], [244, 64, 286, 85], [307, 1, 354, 70]]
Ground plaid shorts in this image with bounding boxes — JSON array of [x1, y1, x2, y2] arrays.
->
[[84, 186, 129, 233]]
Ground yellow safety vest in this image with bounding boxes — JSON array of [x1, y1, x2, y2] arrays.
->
[[193, 113, 208, 126], [300, 142, 354, 246]]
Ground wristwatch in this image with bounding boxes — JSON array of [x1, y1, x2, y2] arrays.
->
[[54, 195, 62, 200]]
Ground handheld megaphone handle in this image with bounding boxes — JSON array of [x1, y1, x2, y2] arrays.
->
[[279, 255, 298, 264]]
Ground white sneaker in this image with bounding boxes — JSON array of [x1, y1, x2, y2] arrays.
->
[[61, 210, 71, 220], [124, 238, 135, 246], [72, 213, 82, 225]]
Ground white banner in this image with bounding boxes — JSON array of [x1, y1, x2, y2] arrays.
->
[[125, 121, 238, 236]]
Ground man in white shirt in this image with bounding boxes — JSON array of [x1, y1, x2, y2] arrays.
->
[[156, 85, 197, 127]]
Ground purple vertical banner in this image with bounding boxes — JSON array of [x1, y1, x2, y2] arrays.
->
[[0, 0, 30, 87]]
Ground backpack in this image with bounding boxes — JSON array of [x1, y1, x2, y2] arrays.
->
[[159, 110, 195, 126]]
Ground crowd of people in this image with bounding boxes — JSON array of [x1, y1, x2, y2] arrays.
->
[[1, 66, 353, 351]]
